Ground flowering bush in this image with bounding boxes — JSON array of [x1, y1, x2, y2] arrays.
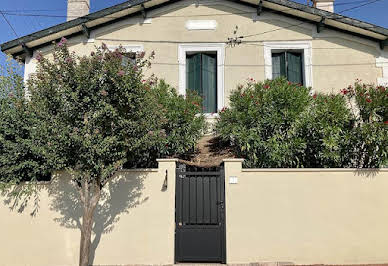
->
[[126, 79, 206, 167], [341, 81, 388, 167], [216, 78, 311, 167], [216, 78, 388, 168]]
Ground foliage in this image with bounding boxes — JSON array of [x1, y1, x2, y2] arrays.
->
[[216, 78, 311, 167], [290, 94, 355, 167], [0, 60, 51, 200], [140, 79, 206, 164], [341, 82, 388, 167], [216, 78, 388, 168]]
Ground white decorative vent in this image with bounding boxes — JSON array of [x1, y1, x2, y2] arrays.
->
[[185, 20, 217, 30]]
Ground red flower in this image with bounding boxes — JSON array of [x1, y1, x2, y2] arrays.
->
[[264, 84, 270, 89], [250, 95, 254, 99], [241, 93, 246, 97], [313, 94, 317, 99], [366, 98, 372, 103], [341, 89, 349, 95], [118, 70, 125, 76], [384, 121, 388, 125]]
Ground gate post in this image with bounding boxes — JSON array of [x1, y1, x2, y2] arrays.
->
[[223, 158, 244, 264], [156, 158, 177, 264]]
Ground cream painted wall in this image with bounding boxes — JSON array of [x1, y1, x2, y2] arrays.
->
[[224, 159, 388, 265], [0, 159, 176, 266], [26, 0, 386, 109]]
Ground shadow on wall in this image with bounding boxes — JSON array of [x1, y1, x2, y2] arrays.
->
[[47, 171, 148, 265]]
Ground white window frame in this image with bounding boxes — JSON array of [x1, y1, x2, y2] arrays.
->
[[263, 41, 313, 88], [178, 43, 225, 116]]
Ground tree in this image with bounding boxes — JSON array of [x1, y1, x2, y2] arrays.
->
[[27, 39, 163, 266], [0, 59, 52, 212]]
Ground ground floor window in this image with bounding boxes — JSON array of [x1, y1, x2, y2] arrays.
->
[[186, 52, 217, 113], [272, 51, 304, 85], [178, 43, 225, 116], [264, 41, 312, 88]]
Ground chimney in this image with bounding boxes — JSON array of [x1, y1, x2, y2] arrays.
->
[[313, 0, 334, 12], [67, 0, 90, 21]]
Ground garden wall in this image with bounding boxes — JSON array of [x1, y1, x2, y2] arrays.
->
[[1, 159, 388, 265], [224, 159, 388, 265], [0, 159, 176, 266]]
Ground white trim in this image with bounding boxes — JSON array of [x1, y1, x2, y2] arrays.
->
[[263, 41, 313, 88], [178, 43, 225, 113], [185, 20, 217, 30], [376, 50, 388, 86], [107, 44, 144, 53]]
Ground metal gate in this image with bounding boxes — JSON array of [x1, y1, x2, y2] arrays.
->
[[175, 163, 226, 263]]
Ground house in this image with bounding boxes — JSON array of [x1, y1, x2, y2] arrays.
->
[[1, 1, 388, 265], [1, 0, 388, 119]]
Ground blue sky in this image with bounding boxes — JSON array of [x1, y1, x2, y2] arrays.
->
[[0, 0, 387, 71]]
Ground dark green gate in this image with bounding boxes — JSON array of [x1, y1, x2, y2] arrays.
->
[[175, 163, 226, 263]]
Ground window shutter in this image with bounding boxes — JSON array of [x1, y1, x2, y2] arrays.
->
[[272, 52, 286, 79], [201, 53, 217, 113], [287, 52, 303, 85], [186, 53, 202, 97]]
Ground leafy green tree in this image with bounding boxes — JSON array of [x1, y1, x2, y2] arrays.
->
[[0, 59, 51, 209], [26, 39, 164, 266]]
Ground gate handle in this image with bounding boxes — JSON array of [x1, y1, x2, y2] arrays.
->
[[216, 201, 224, 205]]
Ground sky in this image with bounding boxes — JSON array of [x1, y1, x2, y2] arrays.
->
[[0, 0, 387, 72]]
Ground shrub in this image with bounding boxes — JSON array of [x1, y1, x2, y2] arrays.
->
[[342, 82, 388, 167], [290, 94, 355, 167], [149, 79, 206, 159], [216, 78, 388, 168], [216, 78, 311, 167]]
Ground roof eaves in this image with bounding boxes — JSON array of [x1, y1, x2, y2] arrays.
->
[[0, 0, 150, 52], [265, 0, 388, 37]]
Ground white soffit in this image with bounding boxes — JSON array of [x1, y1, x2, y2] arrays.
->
[[185, 20, 218, 30]]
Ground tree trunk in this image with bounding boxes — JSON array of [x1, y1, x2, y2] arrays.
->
[[79, 182, 101, 266]]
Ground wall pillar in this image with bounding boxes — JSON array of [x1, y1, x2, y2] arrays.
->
[[223, 158, 244, 264], [156, 158, 177, 264]]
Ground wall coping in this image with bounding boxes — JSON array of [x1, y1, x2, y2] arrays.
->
[[156, 158, 178, 162], [242, 168, 388, 172], [223, 158, 245, 162]]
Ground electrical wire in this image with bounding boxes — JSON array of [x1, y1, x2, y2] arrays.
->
[[0, 10, 19, 37]]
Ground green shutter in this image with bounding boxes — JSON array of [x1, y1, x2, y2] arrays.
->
[[186, 53, 202, 96], [287, 52, 303, 85], [201, 53, 217, 113], [272, 52, 286, 79], [186, 53, 217, 113]]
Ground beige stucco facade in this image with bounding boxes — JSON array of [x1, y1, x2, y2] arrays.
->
[[24, 0, 388, 113], [1, 159, 388, 265]]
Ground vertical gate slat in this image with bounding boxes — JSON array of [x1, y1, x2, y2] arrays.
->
[[189, 176, 196, 224], [182, 176, 190, 224], [203, 176, 210, 223], [210, 177, 217, 224], [196, 176, 203, 224]]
